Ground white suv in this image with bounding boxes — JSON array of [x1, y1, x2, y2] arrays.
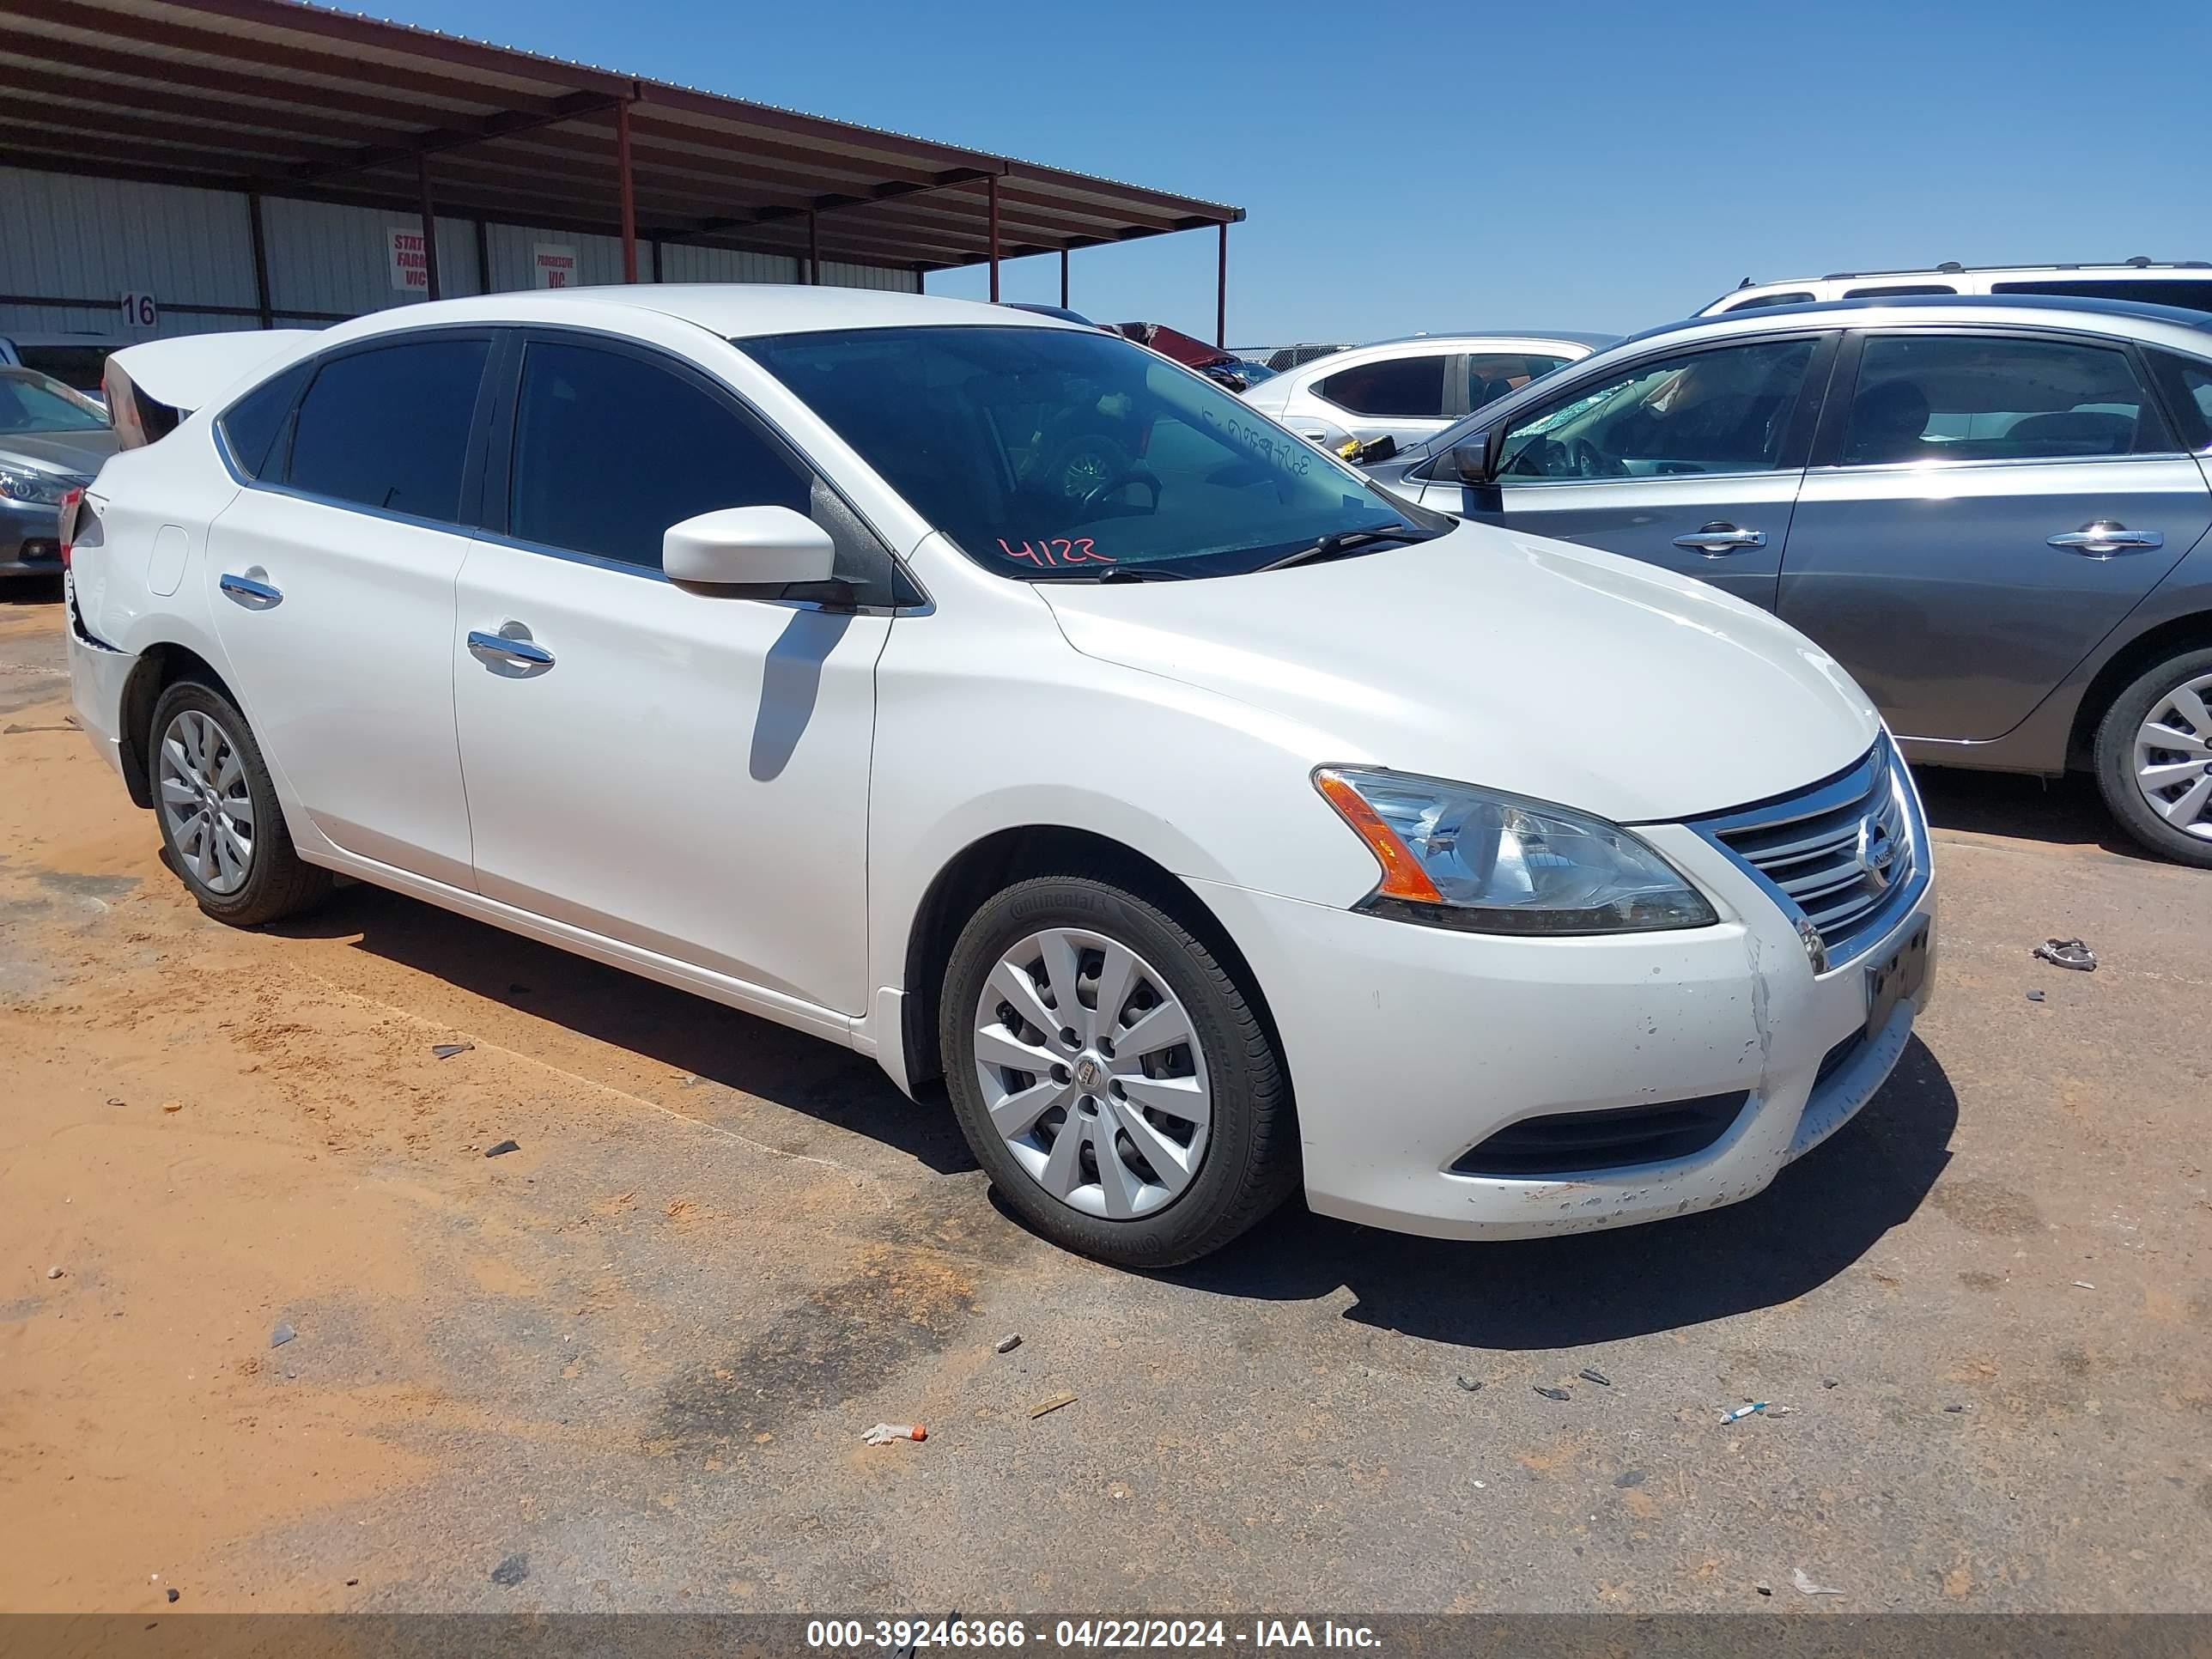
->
[[1703, 259, 2212, 317], [64, 287, 1933, 1267]]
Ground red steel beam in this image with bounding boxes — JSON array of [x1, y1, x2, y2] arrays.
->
[[417, 153, 441, 301], [988, 173, 1000, 302], [616, 97, 638, 283], [1217, 222, 1228, 349]]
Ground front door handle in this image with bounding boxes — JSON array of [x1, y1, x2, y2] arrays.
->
[[467, 627, 555, 670], [1672, 522, 1767, 556], [2048, 521, 2164, 557], [218, 570, 282, 607]]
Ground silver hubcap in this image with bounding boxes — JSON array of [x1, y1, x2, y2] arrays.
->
[[2133, 671, 2212, 842], [157, 708, 256, 895], [971, 927, 1211, 1221]]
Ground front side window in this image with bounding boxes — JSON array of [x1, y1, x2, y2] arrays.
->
[[1316, 353, 1449, 418], [287, 338, 489, 524], [740, 325, 1435, 580], [0, 368, 109, 434], [508, 340, 809, 570], [1498, 338, 1816, 480], [1840, 334, 2169, 466], [1466, 353, 1570, 412]]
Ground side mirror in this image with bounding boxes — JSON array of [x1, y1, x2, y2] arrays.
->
[[1453, 427, 1507, 486], [663, 505, 835, 592]]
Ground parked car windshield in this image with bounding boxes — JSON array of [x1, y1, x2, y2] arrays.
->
[[0, 367, 109, 434], [739, 325, 1438, 579]]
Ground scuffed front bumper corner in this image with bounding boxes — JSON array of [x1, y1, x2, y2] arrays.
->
[[64, 572, 137, 787]]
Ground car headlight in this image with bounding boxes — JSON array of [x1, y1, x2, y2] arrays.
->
[[1313, 766, 1717, 934], [0, 465, 70, 506]]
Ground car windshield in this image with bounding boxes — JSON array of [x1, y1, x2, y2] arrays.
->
[[739, 325, 1437, 579], [0, 368, 109, 434]]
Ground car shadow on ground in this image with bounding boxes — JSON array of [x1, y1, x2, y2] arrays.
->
[[1912, 763, 2158, 863], [267, 879, 980, 1176], [3, 574, 62, 605], [1155, 1036, 1957, 1351]]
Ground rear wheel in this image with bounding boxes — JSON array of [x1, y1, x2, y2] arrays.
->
[[2094, 647, 2212, 868], [939, 875, 1296, 1267], [149, 678, 331, 925]]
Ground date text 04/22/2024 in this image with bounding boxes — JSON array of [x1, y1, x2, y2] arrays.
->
[[804, 1619, 1381, 1649]]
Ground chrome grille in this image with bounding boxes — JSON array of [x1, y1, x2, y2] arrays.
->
[[1690, 738, 1924, 967]]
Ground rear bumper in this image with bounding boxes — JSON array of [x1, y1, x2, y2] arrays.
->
[[64, 573, 136, 785], [1188, 831, 1936, 1243]]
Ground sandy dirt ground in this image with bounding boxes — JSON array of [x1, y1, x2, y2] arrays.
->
[[1, 583, 2207, 1615]]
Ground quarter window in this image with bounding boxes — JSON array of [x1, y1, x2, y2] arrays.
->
[[1498, 339, 1816, 480], [1721, 291, 1814, 313], [507, 339, 810, 572], [1992, 277, 2212, 314], [1840, 334, 2170, 466], [216, 361, 310, 480], [287, 339, 489, 524], [1316, 354, 1449, 418]]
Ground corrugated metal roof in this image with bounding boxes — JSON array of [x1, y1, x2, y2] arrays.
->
[[0, 0, 1243, 271]]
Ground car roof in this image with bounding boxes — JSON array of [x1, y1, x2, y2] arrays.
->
[[1349, 331, 1620, 351], [320, 284, 1070, 344], [1632, 291, 2212, 350], [1747, 259, 2210, 284], [3, 333, 128, 349]]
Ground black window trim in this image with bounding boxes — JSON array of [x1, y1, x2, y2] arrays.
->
[[477, 323, 921, 612], [222, 326, 502, 535], [1413, 329, 1841, 488], [1808, 323, 2189, 472]]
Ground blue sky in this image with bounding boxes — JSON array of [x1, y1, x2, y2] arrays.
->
[[380, 0, 2209, 348]]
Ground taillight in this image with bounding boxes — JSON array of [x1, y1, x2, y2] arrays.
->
[[58, 489, 82, 568]]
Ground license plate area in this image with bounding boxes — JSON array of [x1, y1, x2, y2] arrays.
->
[[1863, 920, 1930, 1041]]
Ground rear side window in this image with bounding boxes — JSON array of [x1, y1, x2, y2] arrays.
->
[[287, 338, 489, 524], [216, 362, 310, 479], [1841, 284, 1957, 298], [15, 345, 111, 393], [1992, 277, 2212, 314], [507, 339, 809, 571], [1841, 334, 2170, 465], [1317, 354, 1449, 417]]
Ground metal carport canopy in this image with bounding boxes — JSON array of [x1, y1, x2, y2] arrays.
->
[[0, 0, 1244, 332]]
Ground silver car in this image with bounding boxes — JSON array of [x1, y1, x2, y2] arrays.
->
[[1239, 331, 1613, 455], [1, 367, 116, 579], [1363, 295, 2212, 867]]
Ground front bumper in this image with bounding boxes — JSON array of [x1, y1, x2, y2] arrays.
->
[[1188, 820, 1936, 1243], [2, 495, 66, 574]]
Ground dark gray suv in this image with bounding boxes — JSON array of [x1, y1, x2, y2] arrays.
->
[[1364, 295, 2212, 866]]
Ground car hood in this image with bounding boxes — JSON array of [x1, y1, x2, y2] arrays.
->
[[1036, 521, 1880, 824], [0, 429, 118, 479]]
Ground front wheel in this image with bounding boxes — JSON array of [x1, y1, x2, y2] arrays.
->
[[149, 678, 331, 925], [939, 875, 1296, 1267], [2094, 647, 2212, 868]]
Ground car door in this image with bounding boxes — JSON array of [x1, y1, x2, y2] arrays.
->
[[451, 331, 896, 1017], [1408, 333, 1835, 609], [1290, 345, 1459, 452], [205, 331, 494, 889], [1779, 327, 2212, 742]]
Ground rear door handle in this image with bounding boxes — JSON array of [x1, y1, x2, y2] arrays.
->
[[467, 628, 555, 669], [218, 570, 282, 607], [1671, 523, 1767, 556], [2048, 521, 2164, 556]]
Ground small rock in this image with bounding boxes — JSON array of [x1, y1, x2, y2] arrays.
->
[[270, 1322, 295, 1348], [166, 1589, 179, 1604], [106, 1097, 125, 1108], [46, 1266, 63, 1280], [1614, 1469, 1646, 1488], [1823, 1376, 1839, 1389], [995, 1334, 1022, 1354], [489, 1553, 530, 1587], [1755, 1583, 1772, 1597], [485, 1139, 520, 1158], [1455, 1375, 1484, 1393], [1578, 1367, 1612, 1387], [1945, 1403, 1968, 1413], [1534, 1386, 1571, 1402], [432, 1042, 473, 1060], [346, 1579, 359, 1588], [2073, 1280, 2096, 1291], [2026, 989, 2045, 1003]]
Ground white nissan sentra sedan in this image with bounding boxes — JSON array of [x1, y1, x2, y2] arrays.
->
[[62, 288, 1935, 1267]]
